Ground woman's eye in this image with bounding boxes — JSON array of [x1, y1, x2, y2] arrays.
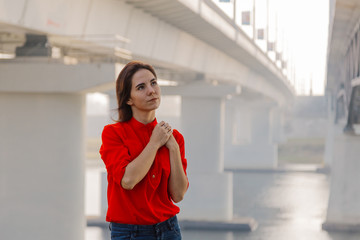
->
[[137, 86, 144, 90], [151, 81, 157, 86]]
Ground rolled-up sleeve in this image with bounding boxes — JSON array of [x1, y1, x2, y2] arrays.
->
[[173, 130, 188, 175], [99, 125, 131, 186]]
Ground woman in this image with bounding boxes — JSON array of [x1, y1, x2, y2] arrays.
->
[[100, 61, 189, 240]]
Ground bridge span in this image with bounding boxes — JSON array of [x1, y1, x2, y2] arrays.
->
[[0, 0, 298, 239]]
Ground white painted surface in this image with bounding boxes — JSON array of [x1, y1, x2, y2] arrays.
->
[[178, 96, 233, 221], [324, 101, 343, 168], [323, 115, 336, 168], [85, 169, 101, 216], [0, 60, 115, 93], [181, 97, 225, 172], [324, 134, 360, 225], [0, 92, 85, 240], [224, 98, 278, 169], [270, 106, 286, 144]]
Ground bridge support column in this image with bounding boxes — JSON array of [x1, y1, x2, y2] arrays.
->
[[270, 106, 286, 144], [323, 133, 360, 231], [0, 92, 85, 240], [0, 60, 115, 240], [324, 120, 334, 168], [178, 96, 233, 221], [224, 98, 277, 169], [324, 96, 338, 168]]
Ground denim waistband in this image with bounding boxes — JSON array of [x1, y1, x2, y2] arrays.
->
[[110, 215, 178, 232]]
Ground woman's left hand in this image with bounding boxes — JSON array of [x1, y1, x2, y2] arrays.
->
[[165, 134, 179, 150]]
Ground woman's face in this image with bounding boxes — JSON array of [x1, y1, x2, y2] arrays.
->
[[127, 68, 161, 113]]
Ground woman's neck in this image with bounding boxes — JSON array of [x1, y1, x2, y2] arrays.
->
[[132, 111, 156, 124]]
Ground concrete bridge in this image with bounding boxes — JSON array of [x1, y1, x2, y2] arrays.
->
[[322, 0, 360, 232], [1, 0, 346, 239]]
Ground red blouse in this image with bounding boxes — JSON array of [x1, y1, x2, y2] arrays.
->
[[99, 117, 188, 225]]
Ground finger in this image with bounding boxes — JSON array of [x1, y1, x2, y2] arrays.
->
[[159, 121, 165, 126]]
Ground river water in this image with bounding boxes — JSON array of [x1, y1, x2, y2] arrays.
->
[[86, 169, 360, 240]]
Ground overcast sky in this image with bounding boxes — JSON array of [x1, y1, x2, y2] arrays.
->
[[214, 0, 329, 95]]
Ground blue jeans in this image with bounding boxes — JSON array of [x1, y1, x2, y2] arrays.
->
[[110, 215, 182, 240]]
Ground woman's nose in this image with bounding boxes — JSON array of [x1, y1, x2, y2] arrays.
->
[[148, 86, 155, 95]]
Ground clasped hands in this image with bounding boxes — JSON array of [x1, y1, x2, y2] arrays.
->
[[150, 121, 178, 149]]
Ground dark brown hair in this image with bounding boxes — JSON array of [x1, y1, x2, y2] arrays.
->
[[115, 61, 157, 122]]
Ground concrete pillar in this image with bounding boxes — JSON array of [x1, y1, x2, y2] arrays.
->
[[178, 96, 233, 221], [323, 133, 360, 231], [323, 95, 342, 168], [107, 93, 118, 122], [100, 171, 108, 218], [0, 59, 115, 240], [270, 106, 286, 144], [0, 92, 85, 240], [324, 113, 335, 168], [156, 95, 182, 130], [224, 98, 277, 169]]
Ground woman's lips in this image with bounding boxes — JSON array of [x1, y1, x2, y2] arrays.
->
[[148, 98, 158, 102]]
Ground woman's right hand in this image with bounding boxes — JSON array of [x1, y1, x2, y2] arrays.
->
[[150, 121, 173, 148]]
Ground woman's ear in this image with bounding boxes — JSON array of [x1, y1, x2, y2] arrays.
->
[[127, 98, 133, 106]]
